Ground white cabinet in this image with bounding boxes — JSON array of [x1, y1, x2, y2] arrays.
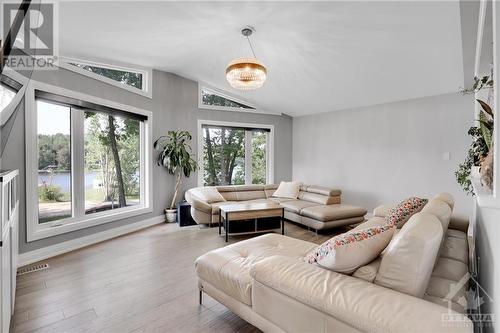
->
[[0, 170, 19, 333]]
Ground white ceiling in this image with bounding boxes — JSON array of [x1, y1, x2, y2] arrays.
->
[[59, 1, 464, 117]]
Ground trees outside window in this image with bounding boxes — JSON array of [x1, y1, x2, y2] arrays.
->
[[36, 98, 144, 224], [202, 125, 268, 186], [69, 63, 143, 90], [84, 111, 141, 215], [201, 89, 254, 109]]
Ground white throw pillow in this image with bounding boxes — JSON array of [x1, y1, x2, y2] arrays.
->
[[272, 181, 302, 199], [191, 187, 226, 204], [306, 223, 395, 274]]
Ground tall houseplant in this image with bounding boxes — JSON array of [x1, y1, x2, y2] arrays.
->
[[154, 131, 198, 222]]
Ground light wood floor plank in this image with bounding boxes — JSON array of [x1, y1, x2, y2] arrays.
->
[[12, 221, 345, 332]]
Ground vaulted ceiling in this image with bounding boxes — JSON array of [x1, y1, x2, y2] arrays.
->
[[59, 1, 464, 117]]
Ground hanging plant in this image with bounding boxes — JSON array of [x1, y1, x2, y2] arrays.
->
[[455, 98, 494, 194], [460, 75, 493, 95]]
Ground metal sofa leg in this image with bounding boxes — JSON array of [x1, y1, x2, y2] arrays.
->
[[199, 289, 203, 305]]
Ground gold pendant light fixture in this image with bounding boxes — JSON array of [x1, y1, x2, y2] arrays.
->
[[226, 27, 267, 90]]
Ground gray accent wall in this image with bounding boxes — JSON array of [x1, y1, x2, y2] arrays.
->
[[1, 68, 293, 254], [293, 92, 474, 217]]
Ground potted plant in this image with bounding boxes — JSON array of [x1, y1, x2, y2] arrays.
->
[[456, 75, 495, 194], [154, 131, 198, 222]]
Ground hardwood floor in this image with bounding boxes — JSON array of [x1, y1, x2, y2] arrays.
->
[[12, 221, 347, 333]]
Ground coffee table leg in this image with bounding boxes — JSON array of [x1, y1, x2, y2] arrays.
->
[[281, 209, 285, 235], [218, 211, 221, 235], [225, 213, 229, 242]]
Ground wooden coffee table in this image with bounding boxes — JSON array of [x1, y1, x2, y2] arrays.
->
[[219, 203, 285, 242]]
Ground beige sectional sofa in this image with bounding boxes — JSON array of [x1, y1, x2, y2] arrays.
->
[[195, 194, 473, 332], [185, 184, 367, 231]]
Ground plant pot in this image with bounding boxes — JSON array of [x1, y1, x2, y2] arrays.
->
[[165, 209, 177, 223], [480, 151, 494, 190]]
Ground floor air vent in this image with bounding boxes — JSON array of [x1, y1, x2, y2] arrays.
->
[[17, 263, 49, 276]]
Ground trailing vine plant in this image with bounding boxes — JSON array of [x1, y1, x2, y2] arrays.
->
[[455, 75, 495, 194]]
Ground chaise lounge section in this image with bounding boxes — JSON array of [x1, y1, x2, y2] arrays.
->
[[195, 193, 473, 332], [185, 184, 367, 231]]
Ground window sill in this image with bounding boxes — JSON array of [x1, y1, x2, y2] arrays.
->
[[471, 176, 500, 209], [27, 205, 154, 242]]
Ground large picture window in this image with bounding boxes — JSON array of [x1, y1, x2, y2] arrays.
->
[[198, 121, 273, 186], [83, 111, 141, 215], [26, 83, 152, 241]]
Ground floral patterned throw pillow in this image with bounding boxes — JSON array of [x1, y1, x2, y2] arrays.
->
[[306, 223, 395, 274], [385, 197, 428, 228]]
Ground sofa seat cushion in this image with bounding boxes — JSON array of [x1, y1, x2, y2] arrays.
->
[[432, 257, 468, 282], [301, 204, 367, 222], [446, 228, 467, 240], [195, 234, 316, 305], [423, 295, 465, 314], [211, 201, 238, 215], [425, 276, 467, 303], [440, 235, 468, 264], [280, 200, 320, 214], [352, 258, 382, 283], [268, 197, 295, 204], [244, 198, 276, 205], [424, 275, 468, 314]]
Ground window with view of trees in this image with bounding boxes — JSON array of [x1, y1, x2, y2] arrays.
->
[[35, 98, 145, 226], [68, 62, 143, 90], [202, 124, 269, 186], [201, 88, 255, 109], [84, 111, 141, 215], [37, 101, 72, 223]]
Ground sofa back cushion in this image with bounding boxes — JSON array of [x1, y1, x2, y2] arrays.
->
[[306, 220, 395, 274], [421, 198, 452, 232], [264, 184, 278, 198], [432, 192, 454, 210], [297, 185, 342, 205], [374, 212, 443, 297], [215, 185, 267, 201]]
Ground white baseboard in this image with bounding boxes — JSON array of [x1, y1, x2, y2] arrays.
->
[[18, 215, 165, 267]]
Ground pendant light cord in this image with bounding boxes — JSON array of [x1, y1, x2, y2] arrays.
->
[[246, 36, 257, 58]]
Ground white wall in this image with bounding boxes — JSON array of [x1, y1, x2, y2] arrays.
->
[[293, 92, 474, 217]]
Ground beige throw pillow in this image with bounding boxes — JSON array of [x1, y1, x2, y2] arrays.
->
[[272, 181, 302, 199], [191, 187, 226, 203], [306, 223, 395, 274]]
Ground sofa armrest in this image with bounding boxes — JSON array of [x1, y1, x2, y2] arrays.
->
[[250, 256, 472, 333], [373, 205, 392, 217], [185, 190, 212, 214]]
